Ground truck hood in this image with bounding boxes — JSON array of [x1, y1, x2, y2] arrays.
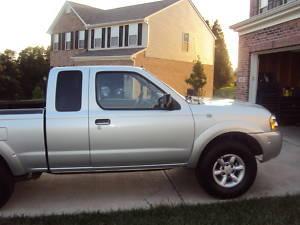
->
[[188, 98, 272, 133]]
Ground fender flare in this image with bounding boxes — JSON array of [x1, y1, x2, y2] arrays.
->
[[188, 121, 265, 168]]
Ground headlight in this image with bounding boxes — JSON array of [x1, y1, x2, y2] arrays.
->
[[270, 115, 279, 131]]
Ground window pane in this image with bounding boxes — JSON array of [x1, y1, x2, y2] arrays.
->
[[260, 0, 268, 8], [56, 71, 82, 112], [129, 35, 137, 46], [96, 72, 165, 109], [79, 31, 85, 40]]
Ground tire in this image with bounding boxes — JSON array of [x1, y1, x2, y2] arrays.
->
[[196, 141, 257, 199], [0, 160, 14, 208]]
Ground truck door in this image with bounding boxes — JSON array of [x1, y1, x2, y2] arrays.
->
[[88, 68, 195, 168], [46, 68, 90, 170]]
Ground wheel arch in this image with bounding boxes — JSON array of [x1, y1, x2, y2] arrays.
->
[[188, 131, 263, 168], [198, 132, 263, 165]]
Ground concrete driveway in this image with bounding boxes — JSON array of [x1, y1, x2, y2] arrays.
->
[[1, 126, 299, 217]]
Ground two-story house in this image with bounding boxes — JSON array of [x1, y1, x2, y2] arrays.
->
[[232, 0, 300, 125], [48, 0, 215, 96]]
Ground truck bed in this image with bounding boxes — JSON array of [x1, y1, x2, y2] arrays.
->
[[0, 100, 45, 110]]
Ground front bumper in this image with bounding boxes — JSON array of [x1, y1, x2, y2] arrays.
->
[[250, 131, 283, 162]]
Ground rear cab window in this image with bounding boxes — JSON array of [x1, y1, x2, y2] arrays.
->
[[55, 71, 82, 112]]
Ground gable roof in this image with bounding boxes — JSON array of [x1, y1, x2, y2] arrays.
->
[[47, 0, 215, 39], [69, 0, 180, 25], [48, 0, 180, 33]]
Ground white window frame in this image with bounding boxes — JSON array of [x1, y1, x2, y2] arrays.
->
[[259, 0, 268, 13], [78, 30, 85, 49], [65, 32, 71, 50], [110, 26, 119, 48], [128, 24, 138, 46], [94, 28, 102, 49], [53, 34, 59, 51]]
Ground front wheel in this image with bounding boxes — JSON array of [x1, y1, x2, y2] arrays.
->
[[196, 141, 257, 199], [0, 160, 15, 208]]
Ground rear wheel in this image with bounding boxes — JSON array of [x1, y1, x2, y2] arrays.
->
[[196, 141, 257, 199], [0, 160, 14, 208]]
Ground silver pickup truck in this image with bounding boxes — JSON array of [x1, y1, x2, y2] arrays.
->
[[0, 66, 282, 207]]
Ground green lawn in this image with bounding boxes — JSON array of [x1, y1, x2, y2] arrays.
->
[[214, 86, 236, 99], [1, 195, 299, 225]]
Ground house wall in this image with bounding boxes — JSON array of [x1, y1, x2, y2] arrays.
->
[[73, 59, 133, 66], [236, 18, 300, 101], [50, 9, 86, 67], [145, 0, 215, 66], [250, 0, 259, 17], [134, 51, 214, 97]]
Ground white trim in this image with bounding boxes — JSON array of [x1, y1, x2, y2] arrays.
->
[[231, 0, 300, 35], [249, 54, 259, 103], [88, 46, 146, 51], [71, 55, 132, 62]]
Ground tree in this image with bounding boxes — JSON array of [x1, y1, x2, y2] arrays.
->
[[212, 20, 234, 89], [185, 59, 207, 96], [17, 46, 50, 99], [0, 50, 21, 100]]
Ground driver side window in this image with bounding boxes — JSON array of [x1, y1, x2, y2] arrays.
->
[[96, 71, 165, 110]]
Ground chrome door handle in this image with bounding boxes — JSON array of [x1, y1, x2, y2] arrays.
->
[[95, 119, 111, 125]]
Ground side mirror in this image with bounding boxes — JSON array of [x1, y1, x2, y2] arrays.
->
[[158, 94, 173, 110]]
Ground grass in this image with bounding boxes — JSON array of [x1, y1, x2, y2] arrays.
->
[[1, 195, 300, 225], [214, 86, 236, 99]]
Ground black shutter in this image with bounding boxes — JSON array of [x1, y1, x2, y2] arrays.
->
[[58, 33, 62, 50], [84, 30, 88, 49], [70, 32, 74, 50], [138, 23, 143, 46], [125, 25, 129, 47], [61, 33, 65, 50], [107, 27, 111, 48], [102, 28, 106, 48], [119, 26, 124, 47], [91, 29, 95, 49], [75, 31, 79, 49], [51, 34, 54, 51]]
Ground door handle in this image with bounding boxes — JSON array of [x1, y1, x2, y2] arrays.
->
[[95, 119, 111, 126]]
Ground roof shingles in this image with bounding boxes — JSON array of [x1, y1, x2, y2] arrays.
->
[[68, 0, 180, 25]]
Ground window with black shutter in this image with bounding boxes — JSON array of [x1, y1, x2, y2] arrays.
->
[[107, 27, 111, 48], [125, 25, 129, 47], [102, 28, 106, 48], [138, 23, 143, 46], [84, 30, 88, 49], [58, 33, 62, 50], [75, 31, 79, 49], [91, 29, 95, 49], [119, 26, 124, 47], [61, 33, 66, 50], [70, 32, 74, 49]]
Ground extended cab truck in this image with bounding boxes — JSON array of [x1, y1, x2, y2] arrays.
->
[[0, 66, 282, 207]]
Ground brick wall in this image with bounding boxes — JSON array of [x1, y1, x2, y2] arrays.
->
[[134, 52, 214, 97], [250, 0, 259, 17], [74, 60, 133, 66], [236, 18, 300, 101], [50, 10, 86, 67]]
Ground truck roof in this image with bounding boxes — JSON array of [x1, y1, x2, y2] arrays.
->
[[52, 65, 145, 71]]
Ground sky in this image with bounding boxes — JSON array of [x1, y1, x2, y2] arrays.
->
[[0, 0, 249, 68]]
